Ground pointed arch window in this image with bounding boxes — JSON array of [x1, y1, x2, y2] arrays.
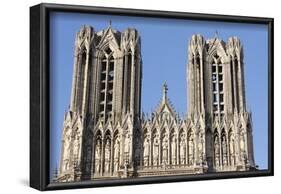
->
[[221, 129, 228, 166], [161, 128, 168, 165], [212, 54, 224, 117], [99, 47, 115, 121], [213, 130, 220, 167]]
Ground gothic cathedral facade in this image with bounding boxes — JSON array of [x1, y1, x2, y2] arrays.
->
[[56, 25, 256, 182]]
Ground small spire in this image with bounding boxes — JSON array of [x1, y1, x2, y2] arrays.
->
[[215, 30, 219, 39], [162, 82, 168, 102], [109, 20, 112, 27]]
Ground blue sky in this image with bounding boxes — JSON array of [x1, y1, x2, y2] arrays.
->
[[50, 11, 268, 179]]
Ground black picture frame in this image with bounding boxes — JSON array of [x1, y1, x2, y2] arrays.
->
[[30, 3, 274, 191]]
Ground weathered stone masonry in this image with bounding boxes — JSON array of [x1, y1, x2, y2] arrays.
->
[[56, 25, 256, 182]]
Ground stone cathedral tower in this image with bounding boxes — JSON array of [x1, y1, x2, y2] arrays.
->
[[188, 34, 255, 172], [58, 25, 142, 181], [56, 26, 255, 182]]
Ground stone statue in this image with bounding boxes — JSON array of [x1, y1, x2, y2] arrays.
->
[[105, 139, 111, 173], [73, 136, 80, 158], [230, 134, 235, 154], [114, 139, 120, 159], [114, 139, 120, 172], [214, 136, 219, 155], [171, 136, 176, 165], [144, 138, 150, 157], [105, 162, 110, 174], [162, 137, 168, 164], [240, 132, 246, 162], [153, 135, 159, 166], [105, 139, 111, 160], [143, 138, 150, 166], [63, 135, 71, 159], [180, 137, 186, 164], [229, 134, 235, 165], [240, 133, 245, 152], [214, 136, 220, 167], [124, 133, 130, 154], [64, 160, 69, 170], [222, 136, 227, 165], [222, 136, 227, 153], [63, 128, 72, 160], [114, 159, 119, 172], [198, 132, 204, 162], [188, 137, 194, 165], [95, 159, 100, 174], [95, 139, 101, 159], [95, 139, 101, 173]]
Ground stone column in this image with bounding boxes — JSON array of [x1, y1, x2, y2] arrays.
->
[[136, 56, 141, 116], [188, 58, 194, 114], [234, 127, 240, 166], [176, 134, 179, 165], [149, 135, 153, 167], [88, 53, 95, 115], [244, 128, 249, 163], [70, 48, 79, 112], [200, 131, 205, 166], [200, 56, 204, 112], [193, 60, 197, 114], [226, 131, 230, 166], [238, 59, 246, 112], [185, 133, 188, 165], [159, 136, 162, 165], [129, 132, 133, 166], [114, 57, 123, 116], [81, 51, 90, 116], [130, 53, 135, 116], [75, 54, 83, 113], [225, 61, 233, 114], [193, 134, 196, 166], [197, 58, 201, 114], [93, 56, 101, 121], [232, 58, 238, 112], [122, 54, 128, 113], [168, 133, 171, 165]]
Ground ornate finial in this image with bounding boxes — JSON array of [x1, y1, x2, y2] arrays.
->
[[215, 30, 219, 39], [162, 82, 168, 102]]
